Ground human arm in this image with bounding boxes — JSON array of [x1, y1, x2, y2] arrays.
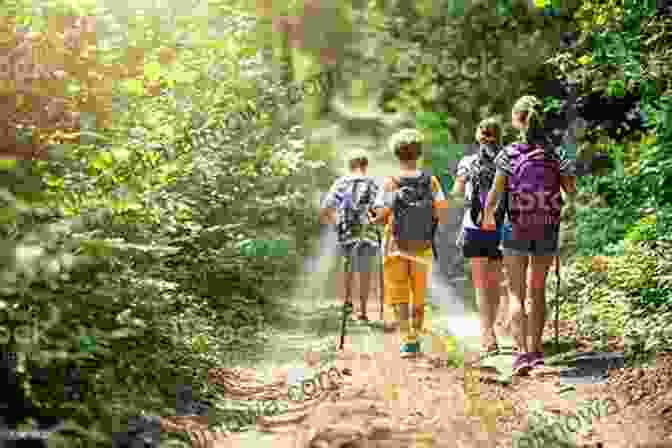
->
[[319, 181, 340, 224], [319, 207, 336, 224], [447, 156, 472, 207], [432, 176, 449, 224], [482, 173, 507, 230], [368, 177, 395, 224], [559, 147, 577, 205], [451, 176, 466, 197], [560, 175, 576, 195]]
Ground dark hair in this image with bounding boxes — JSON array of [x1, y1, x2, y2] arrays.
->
[[394, 142, 422, 161], [348, 157, 368, 170]]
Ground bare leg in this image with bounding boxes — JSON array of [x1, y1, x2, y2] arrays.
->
[[503, 255, 529, 352], [471, 257, 501, 350], [528, 255, 554, 353], [497, 261, 512, 334], [398, 302, 414, 345], [343, 270, 353, 305], [359, 271, 371, 317]]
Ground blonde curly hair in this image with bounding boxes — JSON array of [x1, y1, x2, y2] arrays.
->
[[388, 128, 424, 161], [512, 95, 545, 143], [345, 148, 369, 170], [475, 117, 502, 144]]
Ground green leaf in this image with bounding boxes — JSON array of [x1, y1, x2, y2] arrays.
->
[[91, 151, 114, 171], [170, 70, 199, 84], [111, 148, 131, 162], [123, 79, 145, 96], [144, 61, 162, 81], [0, 158, 17, 170]]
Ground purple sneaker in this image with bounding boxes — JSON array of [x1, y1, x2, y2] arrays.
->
[[529, 352, 545, 369], [512, 353, 533, 376]]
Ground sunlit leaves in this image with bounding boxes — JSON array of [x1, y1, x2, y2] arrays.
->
[[169, 68, 199, 84], [89, 151, 113, 172], [122, 78, 145, 96]]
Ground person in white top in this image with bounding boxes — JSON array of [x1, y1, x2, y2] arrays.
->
[[450, 118, 511, 358]]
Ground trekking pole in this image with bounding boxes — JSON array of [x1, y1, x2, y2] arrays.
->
[[554, 255, 561, 351], [338, 249, 354, 351], [377, 228, 384, 321]]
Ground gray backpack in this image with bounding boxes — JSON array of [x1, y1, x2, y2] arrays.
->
[[335, 178, 377, 245], [390, 173, 435, 253]]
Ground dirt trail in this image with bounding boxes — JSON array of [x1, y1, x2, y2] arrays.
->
[[241, 324, 672, 448], [161, 284, 672, 447]]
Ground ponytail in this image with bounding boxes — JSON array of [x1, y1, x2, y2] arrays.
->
[[512, 95, 546, 144]]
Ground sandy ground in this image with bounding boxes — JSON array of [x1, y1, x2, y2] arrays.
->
[[162, 279, 672, 447]]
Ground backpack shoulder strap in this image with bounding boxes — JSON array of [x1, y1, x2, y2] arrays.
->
[[350, 178, 363, 201]]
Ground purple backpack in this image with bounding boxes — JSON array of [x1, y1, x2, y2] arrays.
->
[[508, 143, 563, 240]]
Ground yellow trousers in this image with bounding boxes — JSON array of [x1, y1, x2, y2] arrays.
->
[[383, 253, 431, 344]]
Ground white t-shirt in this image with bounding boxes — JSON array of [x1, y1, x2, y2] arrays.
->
[[456, 155, 482, 230]]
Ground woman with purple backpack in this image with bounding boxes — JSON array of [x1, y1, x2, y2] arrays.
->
[[482, 95, 576, 375]]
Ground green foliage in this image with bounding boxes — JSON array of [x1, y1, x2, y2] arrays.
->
[[0, 1, 330, 444], [375, 0, 573, 143], [624, 213, 658, 243], [574, 205, 639, 255], [416, 111, 466, 191], [560, 241, 672, 357], [606, 242, 659, 294]]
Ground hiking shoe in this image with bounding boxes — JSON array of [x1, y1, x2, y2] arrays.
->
[[512, 353, 533, 376], [479, 344, 500, 360], [355, 313, 369, 322], [383, 321, 400, 332], [400, 342, 420, 358], [529, 352, 545, 369]]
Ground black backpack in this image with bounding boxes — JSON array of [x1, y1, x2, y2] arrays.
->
[[335, 178, 377, 245], [467, 169, 507, 228], [390, 173, 435, 253]]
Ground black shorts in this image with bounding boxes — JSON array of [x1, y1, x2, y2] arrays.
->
[[462, 228, 502, 260], [501, 224, 560, 256]]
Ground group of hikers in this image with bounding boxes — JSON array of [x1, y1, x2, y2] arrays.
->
[[319, 94, 577, 376]]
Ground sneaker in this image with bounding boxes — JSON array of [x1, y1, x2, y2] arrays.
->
[[479, 344, 499, 361], [355, 313, 369, 322], [529, 352, 545, 369], [512, 353, 533, 376], [400, 342, 420, 358]]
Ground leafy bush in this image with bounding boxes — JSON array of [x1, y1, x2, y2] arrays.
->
[[624, 306, 672, 360], [0, 2, 331, 445], [624, 213, 658, 243], [607, 241, 659, 293], [560, 240, 672, 356], [574, 205, 640, 255]]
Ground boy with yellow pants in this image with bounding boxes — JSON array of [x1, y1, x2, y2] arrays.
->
[[369, 129, 447, 357]]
